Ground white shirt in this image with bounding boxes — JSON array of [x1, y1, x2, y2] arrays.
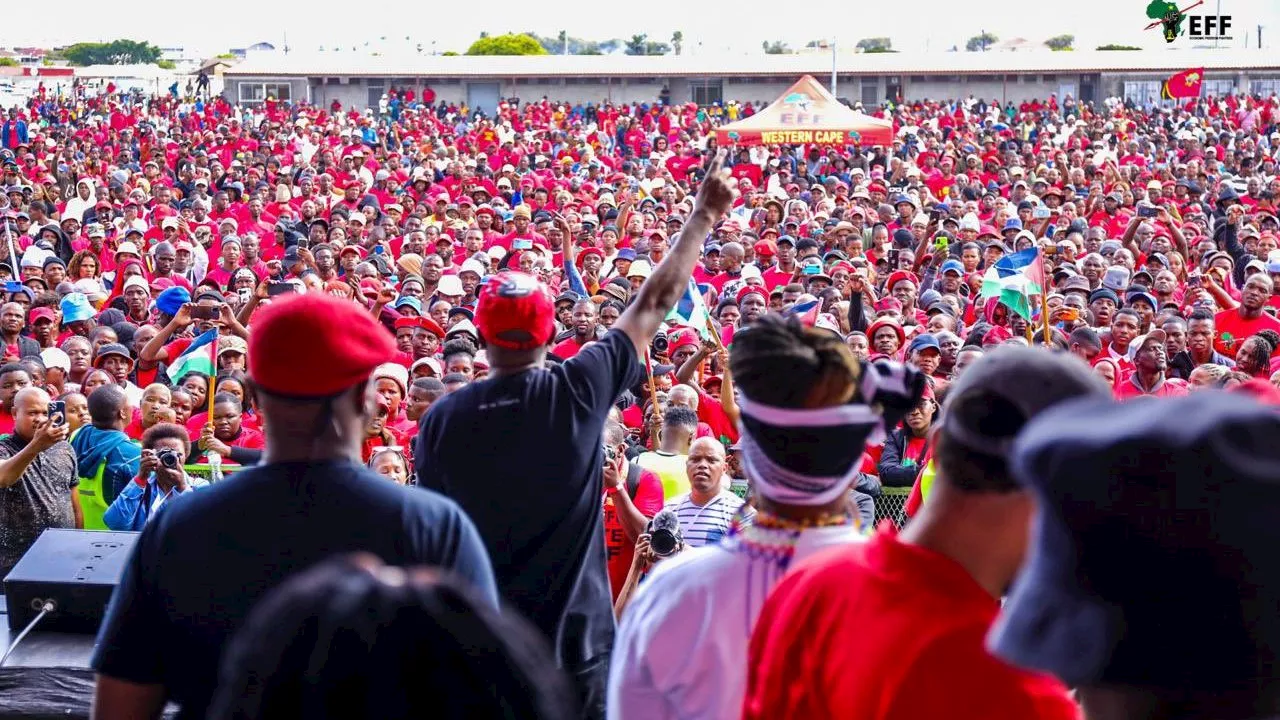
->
[[664, 489, 750, 548], [608, 525, 862, 720]]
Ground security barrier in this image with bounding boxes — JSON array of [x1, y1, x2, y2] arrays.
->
[[874, 487, 912, 528]]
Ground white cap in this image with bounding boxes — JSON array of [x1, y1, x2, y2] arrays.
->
[[20, 246, 50, 268], [123, 275, 150, 294], [437, 275, 464, 296], [115, 241, 141, 257], [41, 347, 71, 373], [459, 259, 487, 278], [959, 212, 980, 232], [410, 356, 442, 377], [446, 318, 479, 341], [627, 259, 653, 279], [740, 264, 763, 281]]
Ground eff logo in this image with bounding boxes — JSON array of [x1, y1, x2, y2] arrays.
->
[[1144, 0, 1233, 43]]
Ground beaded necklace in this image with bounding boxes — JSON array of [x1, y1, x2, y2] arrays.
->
[[726, 506, 856, 571]]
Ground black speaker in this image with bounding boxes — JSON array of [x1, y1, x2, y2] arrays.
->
[[3, 529, 137, 635]]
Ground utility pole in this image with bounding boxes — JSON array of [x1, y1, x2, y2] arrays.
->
[[831, 39, 838, 98]]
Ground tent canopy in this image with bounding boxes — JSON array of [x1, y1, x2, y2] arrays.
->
[[715, 75, 893, 147]]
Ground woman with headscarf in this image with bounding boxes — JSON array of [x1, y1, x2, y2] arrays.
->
[[609, 314, 925, 720]]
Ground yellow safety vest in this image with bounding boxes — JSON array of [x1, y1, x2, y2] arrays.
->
[[77, 459, 111, 531]]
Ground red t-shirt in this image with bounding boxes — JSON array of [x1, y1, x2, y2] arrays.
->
[[1114, 374, 1190, 400], [552, 336, 592, 360], [0, 408, 14, 436], [1213, 308, 1280, 358], [603, 466, 664, 600], [744, 526, 1079, 720]]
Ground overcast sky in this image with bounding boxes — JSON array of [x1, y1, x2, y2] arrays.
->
[[6, 0, 1277, 55]]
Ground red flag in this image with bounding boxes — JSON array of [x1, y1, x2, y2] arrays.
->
[[1162, 68, 1204, 100]]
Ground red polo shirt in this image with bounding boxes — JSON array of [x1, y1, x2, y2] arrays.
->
[[1213, 308, 1280, 358], [744, 525, 1079, 720]]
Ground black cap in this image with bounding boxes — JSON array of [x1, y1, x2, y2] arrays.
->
[[994, 392, 1280, 691]]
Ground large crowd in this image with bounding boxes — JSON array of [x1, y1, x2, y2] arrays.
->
[[0, 80, 1279, 719]]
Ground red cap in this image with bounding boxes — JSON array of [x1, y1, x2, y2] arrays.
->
[[29, 307, 56, 325], [667, 328, 700, 353], [474, 271, 556, 350], [575, 246, 604, 269], [885, 270, 917, 291], [249, 293, 395, 398], [736, 284, 767, 305], [394, 315, 445, 339], [753, 240, 776, 258]]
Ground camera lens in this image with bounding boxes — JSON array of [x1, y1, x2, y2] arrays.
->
[[650, 529, 678, 557]]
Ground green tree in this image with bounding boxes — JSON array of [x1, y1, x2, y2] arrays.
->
[[856, 37, 892, 52], [1096, 43, 1142, 50], [61, 39, 162, 65], [1044, 34, 1075, 51], [762, 40, 791, 54], [216, 52, 237, 59], [671, 31, 684, 56], [626, 34, 648, 55], [466, 33, 548, 56], [0, 58, 17, 67], [965, 32, 998, 51], [442, 51, 460, 56], [157, 59, 176, 69]]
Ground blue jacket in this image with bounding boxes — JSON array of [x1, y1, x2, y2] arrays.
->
[[1, 120, 28, 150], [71, 425, 141, 506], [103, 474, 196, 531]]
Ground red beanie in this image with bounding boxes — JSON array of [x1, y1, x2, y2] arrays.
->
[[249, 293, 395, 398]]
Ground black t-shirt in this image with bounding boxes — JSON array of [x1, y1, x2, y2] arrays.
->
[[416, 330, 643, 667], [91, 460, 496, 719]]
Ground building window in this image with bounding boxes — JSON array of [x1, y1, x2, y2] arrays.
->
[[1123, 80, 1161, 105], [690, 78, 723, 106], [861, 79, 879, 106], [1250, 79, 1280, 97], [237, 82, 292, 104], [1201, 78, 1234, 98]]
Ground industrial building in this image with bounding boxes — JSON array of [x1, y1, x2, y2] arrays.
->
[[222, 49, 1280, 113]]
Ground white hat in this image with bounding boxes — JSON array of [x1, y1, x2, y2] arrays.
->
[[161, 217, 180, 230], [410, 356, 442, 377], [626, 259, 653, 279], [446, 318, 479, 342], [372, 362, 409, 394], [123, 275, 150, 294], [20, 246, 50, 269], [115, 241, 141, 257], [437, 275, 464, 296], [486, 246, 507, 262], [740, 264, 763, 281], [459, 259, 487, 278], [959, 213, 980, 232], [41, 347, 70, 373]]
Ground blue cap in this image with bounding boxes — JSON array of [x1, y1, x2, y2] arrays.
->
[[60, 292, 95, 323], [940, 259, 965, 276], [907, 333, 941, 354], [1003, 218, 1023, 232], [394, 296, 422, 314], [1126, 290, 1158, 310], [615, 248, 637, 262], [776, 235, 797, 246], [155, 286, 190, 317]]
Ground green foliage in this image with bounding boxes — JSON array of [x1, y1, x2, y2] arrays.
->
[[61, 39, 163, 65], [671, 31, 684, 56], [157, 59, 176, 69], [0, 58, 17, 67], [442, 51, 460, 56], [215, 52, 236, 59], [856, 37, 892, 52], [624, 34, 670, 55], [762, 41, 791, 54], [1096, 43, 1143, 50], [965, 32, 998, 51], [1044, 34, 1075, 51], [526, 31, 610, 55], [466, 33, 549, 56]]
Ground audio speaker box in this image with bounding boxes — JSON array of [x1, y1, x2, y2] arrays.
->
[[3, 529, 137, 635]]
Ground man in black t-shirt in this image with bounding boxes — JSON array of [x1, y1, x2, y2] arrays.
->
[[417, 152, 735, 718], [92, 293, 496, 720]]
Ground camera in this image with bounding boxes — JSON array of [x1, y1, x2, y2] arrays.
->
[[156, 448, 182, 470], [651, 334, 669, 357], [647, 509, 683, 558]]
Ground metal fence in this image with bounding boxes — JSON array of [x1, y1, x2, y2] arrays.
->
[[873, 487, 911, 528]]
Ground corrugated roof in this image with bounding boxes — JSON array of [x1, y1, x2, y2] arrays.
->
[[226, 50, 1280, 79]]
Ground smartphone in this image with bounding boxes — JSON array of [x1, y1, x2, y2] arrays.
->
[[887, 249, 900, 265], [1186, 272, 1201, 288], [802, 264, 821, 276], [1033, 205, 1052, 220], [1136, 204, 1159, 218], [934, 237, 949, 252], [3, 281, 22, 293], [189, 304, 221, 320], [1043, 246, 1058, 256], [513, 239, 533, 250], [1058, 307, 1080, 322], [267, 281, 295, 297], [48, 400, 65, 427]]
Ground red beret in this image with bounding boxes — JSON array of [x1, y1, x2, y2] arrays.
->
[[575, 246, 605, 269], [249, 293, 395, 398], [394, 315, 445, 339], [753, 240, 776, 258], [736, 284, 767, 305], [885, 270, 918, 291], [667, 328, 700, 353]]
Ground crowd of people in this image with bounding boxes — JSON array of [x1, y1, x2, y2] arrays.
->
[[0, 80, 1278, 719]]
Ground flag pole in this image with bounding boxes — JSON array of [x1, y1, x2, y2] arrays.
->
[[643, 347, 661, 447], [1041, 291, 1052, 346], [206, 335, 218, 425]]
